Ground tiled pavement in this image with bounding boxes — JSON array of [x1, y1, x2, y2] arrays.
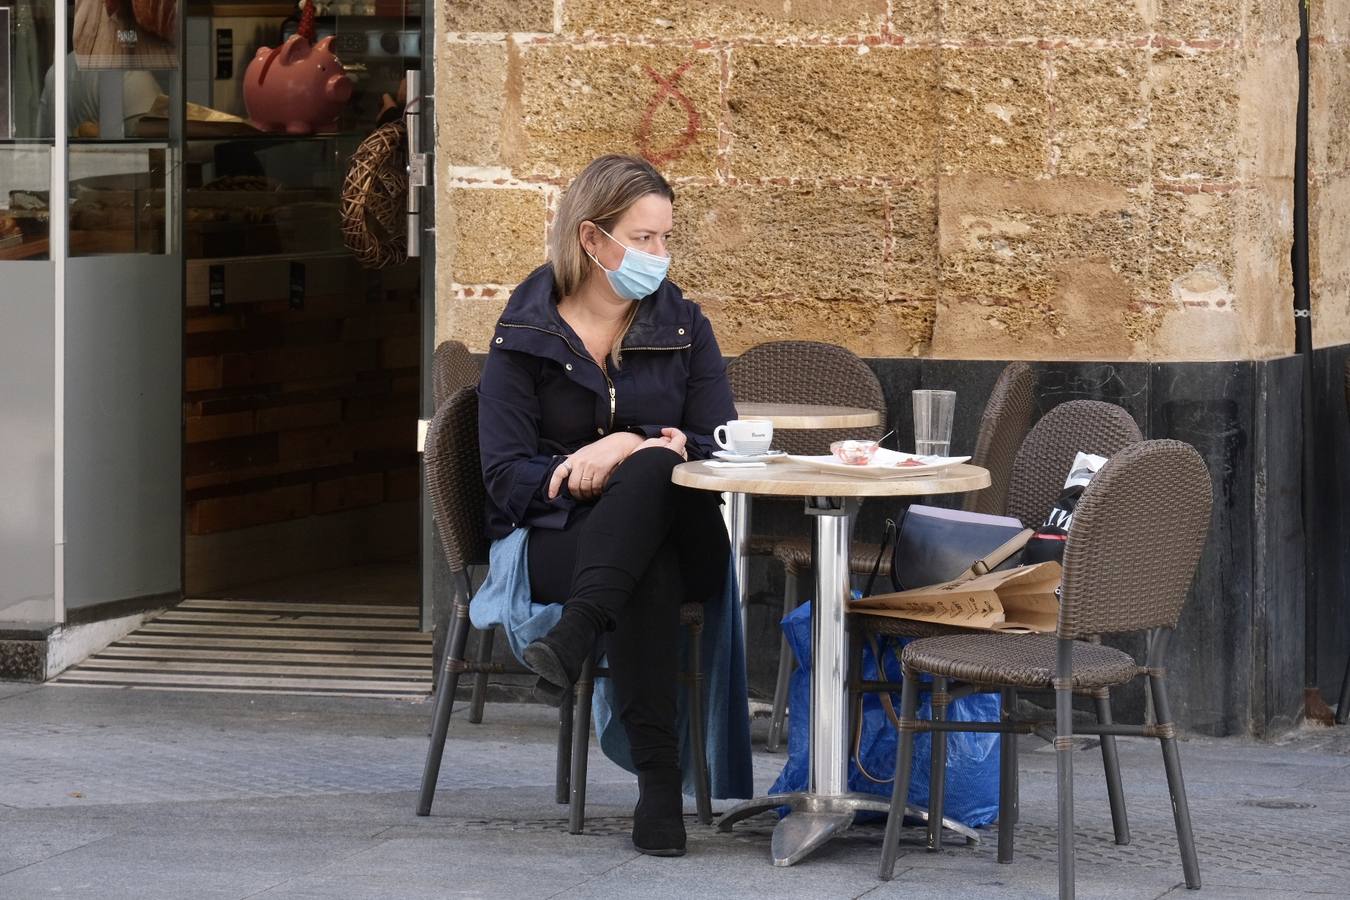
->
[[2, 681, 1348, 899]]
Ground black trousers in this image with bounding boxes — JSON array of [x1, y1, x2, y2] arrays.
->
[[527, 448, 729, 772]]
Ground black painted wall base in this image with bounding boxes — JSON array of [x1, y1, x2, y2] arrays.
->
[[1309, 344, 1350, 705]]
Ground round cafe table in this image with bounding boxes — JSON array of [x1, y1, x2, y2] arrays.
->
[[719, 403, 883, 643], [673, 458, 991, 867], [735, 402, 882, 430]]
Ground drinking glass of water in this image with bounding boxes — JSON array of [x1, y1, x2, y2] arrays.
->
[[912, 390, 956, 456]]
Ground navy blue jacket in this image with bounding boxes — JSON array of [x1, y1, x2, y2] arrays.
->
[[478, 264, 737, 540]]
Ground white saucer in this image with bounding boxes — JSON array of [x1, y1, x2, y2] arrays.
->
[[713, 449, 786, 461]]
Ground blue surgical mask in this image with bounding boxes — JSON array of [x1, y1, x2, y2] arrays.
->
[[586, 226, 670, 301]]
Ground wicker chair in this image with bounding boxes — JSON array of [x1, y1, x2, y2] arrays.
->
[[725, 341, 887, 749], [762, 361, 1037, 751], [432, 339, 480, 410], [432, 337, 480, 407], [428, 339, 497, 724], [1003, 399, 1143, 531], [726, 341, 888, 454], [877, 440, 1212, 899], [1338, 360, 1350, 725], [854, 398, 1144, 848], [964, 362, 1036, 515], [416, 386, 713, 828]]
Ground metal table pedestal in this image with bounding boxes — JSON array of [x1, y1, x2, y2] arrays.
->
[[717, 495, 979, 865], [717, 793, 978, 867]]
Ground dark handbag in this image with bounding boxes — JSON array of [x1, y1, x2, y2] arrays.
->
[[864, 505, 1033, 596]]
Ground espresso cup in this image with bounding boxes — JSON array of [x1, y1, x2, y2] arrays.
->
[[714, 419, 773, 454]]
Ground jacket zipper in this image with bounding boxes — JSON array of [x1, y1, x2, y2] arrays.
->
[[499, 321, 624, 432]]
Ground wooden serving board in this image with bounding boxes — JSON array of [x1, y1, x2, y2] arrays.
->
[[74, 0, 178, 71]]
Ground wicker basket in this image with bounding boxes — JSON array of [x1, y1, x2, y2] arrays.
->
[[340, 121, 409, 269]]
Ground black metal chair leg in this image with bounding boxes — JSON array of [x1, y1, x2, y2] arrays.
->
[[686, 621, 713, 825], [468, 627, 494, 725], [555, 696, 574, 805], [1337, 651, 1350, 725], [927, 676, 949, 851], [998, 687, 1016, 864], [416, 597, 473, 816], [1009, 687, 1020, 825], [1150, 672, 1201, 889], [1056, 640, 1076, 900], [568, 655, 596, 835], [1095, 687, 1130, 845], [766, 572, 801, 752], [879, 664, 920, 881]]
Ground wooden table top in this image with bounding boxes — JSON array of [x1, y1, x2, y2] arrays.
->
[[673, 460, 990, 498], [735, 402, 882, 429]]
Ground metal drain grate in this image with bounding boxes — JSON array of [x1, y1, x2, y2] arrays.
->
[[1241, 799, 1316, 810]]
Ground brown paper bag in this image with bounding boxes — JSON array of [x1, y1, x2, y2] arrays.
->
[[851, 561, 1062, 633]]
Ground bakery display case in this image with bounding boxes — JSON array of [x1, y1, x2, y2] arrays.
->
[[1, 2, 423, 263], [182, 133, 355, 258], [181, 1, 421, 261], [67, 141, 176, 254], [1, 0, 56, 260], [0, 143, 52, 259]]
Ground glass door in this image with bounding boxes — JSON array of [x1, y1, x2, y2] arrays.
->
[[0, 0, 185, 623], [179, 2, 425, 612], [0, 0, 58, 622], [62, 0, 184, 612]]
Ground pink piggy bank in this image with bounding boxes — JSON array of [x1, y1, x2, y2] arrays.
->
[[243, 35, 353, 135]]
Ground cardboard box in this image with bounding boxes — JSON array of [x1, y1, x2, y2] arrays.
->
[[852, 562, 1062, 633]]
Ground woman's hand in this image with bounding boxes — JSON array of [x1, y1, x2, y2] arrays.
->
[[635, 427, 688, 460], [547, 432, 644, 501]]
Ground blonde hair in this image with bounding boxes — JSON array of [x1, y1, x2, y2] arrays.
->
[[550, 155, 675, 366]]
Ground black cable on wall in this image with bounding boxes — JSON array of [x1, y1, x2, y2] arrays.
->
[[1293, 0, 1319, 708]]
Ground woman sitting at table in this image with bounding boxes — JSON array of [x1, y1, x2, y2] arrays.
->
[[477, 154, 739, 857]]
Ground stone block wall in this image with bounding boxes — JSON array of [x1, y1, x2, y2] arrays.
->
[[435, 3, 1300, 362], [1311, 1, 1350, 348]]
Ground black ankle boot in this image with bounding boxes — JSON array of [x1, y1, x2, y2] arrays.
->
[[632, 768, 687, 857], [522, 604, 602, 707]]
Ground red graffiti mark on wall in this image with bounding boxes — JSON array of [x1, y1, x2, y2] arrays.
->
[[637, 61, 701, 167]]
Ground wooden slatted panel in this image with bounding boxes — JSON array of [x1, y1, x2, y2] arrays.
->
[[53, 598, 435, 699]]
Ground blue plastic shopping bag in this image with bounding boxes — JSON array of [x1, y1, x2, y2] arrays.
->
[[768, 601, 1001, 827]]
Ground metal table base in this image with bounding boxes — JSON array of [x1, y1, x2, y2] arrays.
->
[[721, 491, 751, 646], [718, 495, 979, 866], [717, 793, 979, 867]]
